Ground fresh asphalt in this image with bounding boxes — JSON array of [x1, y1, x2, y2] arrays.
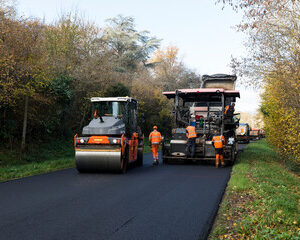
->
[[0, 144, 247, 240]]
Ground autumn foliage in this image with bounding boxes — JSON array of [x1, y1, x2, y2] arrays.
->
[[220, 0, 300, 167], [0, 2, 201, 155]]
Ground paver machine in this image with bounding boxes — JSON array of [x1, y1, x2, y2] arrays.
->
[[162, 74, 240, 165], [74, 97, 144, 173]]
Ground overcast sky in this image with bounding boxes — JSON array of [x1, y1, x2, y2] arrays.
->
[[16, 0, 261, 113]]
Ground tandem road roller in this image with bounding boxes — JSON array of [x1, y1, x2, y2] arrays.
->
[[74, 97, 144, 173]]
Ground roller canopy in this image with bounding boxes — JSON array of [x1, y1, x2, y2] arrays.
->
[[91, 97, 137, 103]]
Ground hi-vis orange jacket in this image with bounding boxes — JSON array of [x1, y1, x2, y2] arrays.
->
[[149, 130, 162, 145], [186, 126, 197, 139], [224, 105, 230, 114], [212, 135, 225, 148]]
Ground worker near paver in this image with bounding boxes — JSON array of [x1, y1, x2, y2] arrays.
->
[[224, 105, 230, 115], [185, 122, 197, 158], [149, 126, 162, 165], [224, 103, 235, 116], [212, 131, 225, 168]]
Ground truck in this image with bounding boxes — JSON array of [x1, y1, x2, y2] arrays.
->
[[162, 74, 240, 165], [74, 97, 144, 173], [236, 123, 250, 143], [249, 128, 262, 141]]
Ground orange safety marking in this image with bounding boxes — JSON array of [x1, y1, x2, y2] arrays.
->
[[121, 134, 126, 155], [75, 148, 121, 152], [88, 136, 110, 144], [74, 134, 78, 148]]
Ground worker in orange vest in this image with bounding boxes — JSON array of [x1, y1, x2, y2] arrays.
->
[[93, 109, 98, 118], [149, 126, 162, 165], [185, 122, 197, 158], [224, 105, 230, 115], [212, 131, 225, 168]]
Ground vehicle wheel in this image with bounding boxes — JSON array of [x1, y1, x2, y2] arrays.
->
[[76, 167, 85, 173], [121, 147, 129, 173], [137, 147, 143, 166], [229, 147, 236, 165]]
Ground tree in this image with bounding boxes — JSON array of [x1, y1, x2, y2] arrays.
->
[[101, 15, 161, 71], [0, 3, 50, 153], [104, 83, 130, 97], [218, 0, 300, 166], [150, 45, 201, 90]]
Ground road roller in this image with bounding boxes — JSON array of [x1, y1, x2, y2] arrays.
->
[[74, 97, 144, 173]]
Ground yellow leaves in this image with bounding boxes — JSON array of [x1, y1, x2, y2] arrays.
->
[[262, 69, 300, 165], [150, 45, 179, 65]]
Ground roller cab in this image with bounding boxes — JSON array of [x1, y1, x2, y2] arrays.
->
[[75, 97, 144, 173]]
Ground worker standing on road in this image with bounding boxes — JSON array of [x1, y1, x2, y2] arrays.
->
[[185, 122, 197, 158], [149, 126, 162, 165], [212, 131, 225, 168]]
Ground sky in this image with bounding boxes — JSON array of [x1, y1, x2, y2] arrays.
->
[[16, 0, 261, 113]]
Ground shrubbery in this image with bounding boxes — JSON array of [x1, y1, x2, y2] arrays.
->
[[0, 1, 200, 155]]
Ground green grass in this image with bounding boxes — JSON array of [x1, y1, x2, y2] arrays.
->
[[0, 157, 74, 182], [209, 140, 300, 240], [0, 139, 75, 182], [0, 137, 154, 182], [143, 138, 152, 153]]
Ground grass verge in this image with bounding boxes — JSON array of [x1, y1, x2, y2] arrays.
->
[[209, 140, 300, 239], [0, 139, 75, 182], [143, 138, 152, 153], [0, 137, 153, 182]]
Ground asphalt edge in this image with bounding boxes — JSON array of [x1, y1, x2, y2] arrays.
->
[[198, 167, 233, 240]]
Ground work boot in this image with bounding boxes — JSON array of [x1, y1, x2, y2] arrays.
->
[[221, 162, 225, 167], [216, 163, 219, 168]]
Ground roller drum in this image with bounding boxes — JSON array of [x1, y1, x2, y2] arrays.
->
[[76, 150, 122, 172]]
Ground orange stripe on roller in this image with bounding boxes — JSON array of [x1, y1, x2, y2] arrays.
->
[[76, 148, 120, 152], [88, 136, 110, 144]]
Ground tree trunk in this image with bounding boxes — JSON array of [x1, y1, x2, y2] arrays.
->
[[79, 109, 87, 131], [21, 94, 29, 155]]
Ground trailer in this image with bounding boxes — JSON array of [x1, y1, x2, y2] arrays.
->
[[162, 74, 240, 165], [249, 128, 262, 141]]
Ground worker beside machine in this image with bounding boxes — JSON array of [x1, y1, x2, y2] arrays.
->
[[185, 122, 197, 158], [212, 131, 225, 168], [149, 126, 162, 165]]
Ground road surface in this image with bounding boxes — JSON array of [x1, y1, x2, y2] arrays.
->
[[0, 146, 247, 240]]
